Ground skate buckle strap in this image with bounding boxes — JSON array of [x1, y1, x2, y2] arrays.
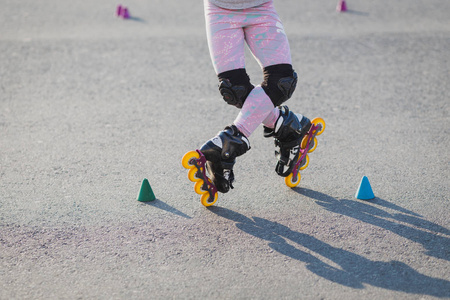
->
[[223, 169, 235, 189]]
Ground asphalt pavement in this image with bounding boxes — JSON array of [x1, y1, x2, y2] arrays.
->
[[1, 0, 449, 299]]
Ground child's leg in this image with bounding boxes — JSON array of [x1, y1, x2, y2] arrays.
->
[[204, 0, 246, 74], [233, 1, 295, 136], [204, 1, 256, 110], [233, 86, 274, 137], [262, 107, 280, 128], [202, 1, 253, 192], [205, 1, 271, 137], [244, 2, 293, 69], [204, 0, 295, 139]]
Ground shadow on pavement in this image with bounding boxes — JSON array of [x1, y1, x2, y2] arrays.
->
[[294, 188, 450, 261], [127, 16, 146, 23], [142, 199, 192, 219], [345, 9, 370, 16], [208, 204, 450, 297]]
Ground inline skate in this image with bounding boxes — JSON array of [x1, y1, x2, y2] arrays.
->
[[264, 106, 325, 187], [182, 125, 250, 206]]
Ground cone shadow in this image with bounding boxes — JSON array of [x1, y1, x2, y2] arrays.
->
[[142, 199, 192, 219]]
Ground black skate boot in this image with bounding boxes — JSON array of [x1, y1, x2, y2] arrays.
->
[[200, 125, 250, 193], [263, 106, 311, 177]]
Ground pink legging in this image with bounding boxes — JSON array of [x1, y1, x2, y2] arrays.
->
[[204, 0, 294, 137]]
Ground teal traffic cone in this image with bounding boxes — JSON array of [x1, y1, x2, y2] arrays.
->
[[355, 176, 375, 200], [137, 178, 156, 202]]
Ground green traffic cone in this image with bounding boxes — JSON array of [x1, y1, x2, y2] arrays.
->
[[137, 178, 156, 202]]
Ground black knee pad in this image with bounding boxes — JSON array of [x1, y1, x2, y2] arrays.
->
[[261, 64, 298, 106], [218, 69, 254, 109]]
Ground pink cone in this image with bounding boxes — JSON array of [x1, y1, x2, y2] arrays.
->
[[122, 7, 130, 19], [336, 0, 347, 12], [116, 5, 123, 17]]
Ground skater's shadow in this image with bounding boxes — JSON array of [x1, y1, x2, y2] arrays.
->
[[142, 199, 191, 219], [293, 188, 450, 261], [208, 207, 450, 297]]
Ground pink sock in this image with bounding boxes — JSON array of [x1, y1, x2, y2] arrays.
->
[[233, 86, 275, 137]]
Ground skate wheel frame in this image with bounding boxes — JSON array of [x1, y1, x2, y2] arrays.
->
[[182, 150, 219, 206], [286, 117, 325, 188]]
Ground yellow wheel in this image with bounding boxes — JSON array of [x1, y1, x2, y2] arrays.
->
[[188, 167, 203, 182], [311, 118, 325, 136], [285, 172, 301, 188], [200, 192, 218, 207], [308, 137, 318, 153], [300, 135, 309, 149], [301, 136, 317, 153], [299, 154, 309, 170], [285, 172, 300, 187], [194, 180, 210, 195], [182, 150, 200, 169]]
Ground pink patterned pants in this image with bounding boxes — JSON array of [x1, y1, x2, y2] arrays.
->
[[204, 0, 294, 137], [204, 0, 292, 73]]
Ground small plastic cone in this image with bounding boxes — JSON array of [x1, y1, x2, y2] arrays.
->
[[122, 7, 130, 19], [336, 0, 347, 12], [116, 5, 123, 17], [355, 176, 375, 200], [137, 178, 156, 202]]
